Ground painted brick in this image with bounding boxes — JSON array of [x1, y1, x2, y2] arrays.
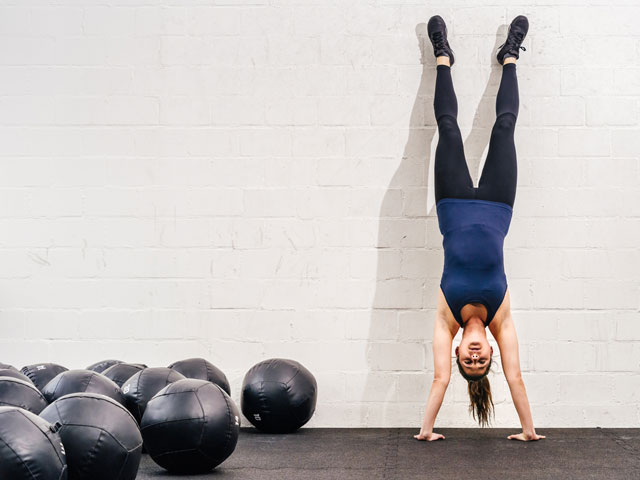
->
[[0, 1, 636, 430]]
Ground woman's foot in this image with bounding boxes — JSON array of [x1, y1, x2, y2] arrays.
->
[[497, 15, 529, 65], [427, 15, 455, 66]]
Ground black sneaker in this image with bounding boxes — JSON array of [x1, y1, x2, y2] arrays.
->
[[427, 15, 455, 66], [496, 15, 529, 64]]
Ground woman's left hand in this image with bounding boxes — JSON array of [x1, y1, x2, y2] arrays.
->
[[507, 431, 546, 441]]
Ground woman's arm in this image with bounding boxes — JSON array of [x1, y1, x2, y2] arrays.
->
[[414, 314, 454, 441], [414, 378, 448, 440], [495, 313, 545, 441]]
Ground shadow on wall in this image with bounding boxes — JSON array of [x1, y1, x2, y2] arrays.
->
[[362, 24, 507, 427]]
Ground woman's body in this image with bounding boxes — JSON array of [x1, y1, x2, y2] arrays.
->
[[414, 15, 545, 442]]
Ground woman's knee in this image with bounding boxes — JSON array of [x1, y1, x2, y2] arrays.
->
[[493, 112, 516, 133], [437, 115, 462, 140]]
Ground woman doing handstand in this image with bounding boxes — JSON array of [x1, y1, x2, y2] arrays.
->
[[414, 15, 545, 442]]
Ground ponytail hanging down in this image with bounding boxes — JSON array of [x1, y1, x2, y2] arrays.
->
[[456, 357, 495, 427]]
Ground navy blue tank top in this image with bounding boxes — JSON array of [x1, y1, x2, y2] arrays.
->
[[436, 198, 512, 328]]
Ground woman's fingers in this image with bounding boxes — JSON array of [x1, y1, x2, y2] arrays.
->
[[413, 432, 445, 441], [508, 433, 546, 441]]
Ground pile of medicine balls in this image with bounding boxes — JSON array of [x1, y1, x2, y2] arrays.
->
[[0, 357, 317, 479]]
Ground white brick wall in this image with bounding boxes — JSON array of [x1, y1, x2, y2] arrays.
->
[[0, 1, 638, 428]]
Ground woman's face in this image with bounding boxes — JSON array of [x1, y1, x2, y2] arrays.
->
[[456, 337, 493, 377]]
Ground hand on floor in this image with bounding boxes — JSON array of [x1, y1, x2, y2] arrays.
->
[[413, 431, 445, 441], [507, 431, 546, 441]]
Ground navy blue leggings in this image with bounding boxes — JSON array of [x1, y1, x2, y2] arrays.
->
[[434, 63, 519, 208]]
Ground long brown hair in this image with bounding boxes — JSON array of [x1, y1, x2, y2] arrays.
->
[[456, 357, 495, 427]]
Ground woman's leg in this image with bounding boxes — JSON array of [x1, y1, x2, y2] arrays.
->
[[434, 64, 475, 204], [475, 61, 519, 208]]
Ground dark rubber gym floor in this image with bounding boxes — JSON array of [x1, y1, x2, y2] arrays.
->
[[137, 427, 640, 479]]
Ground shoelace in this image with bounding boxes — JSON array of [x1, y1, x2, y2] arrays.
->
[[431, 31, 446, 51], [497, 43, 526, 52], [498, 29, 526, 52]]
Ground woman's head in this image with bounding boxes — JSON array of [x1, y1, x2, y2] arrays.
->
[[455, 322, 495, 427], [455, 336, 493, 378]]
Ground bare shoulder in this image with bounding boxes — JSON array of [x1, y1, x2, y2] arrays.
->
[[436, 287, 460, 338], [488, 288, 514, 340], [432, 288, 458, 383], [488, 289, 523, 381]]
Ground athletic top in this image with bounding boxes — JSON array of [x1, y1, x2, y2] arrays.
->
[[436, 198, 512, 328]]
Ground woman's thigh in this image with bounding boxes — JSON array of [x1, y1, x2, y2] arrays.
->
[[434, 116, 476, 203], [475, 113, 518, 207]]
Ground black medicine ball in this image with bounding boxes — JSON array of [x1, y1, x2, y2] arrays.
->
[[0, 377, 48, 414], [40, 393, 142, 480], [42, 369, 125, 405], [103, 362, 146, 388], [21, 363, 68, 392], [168, 357, 231, 395], [86, 359, 123, 373], [141, 378, 240, 474], [0, 368, 34, 384], [122, 367, 185, 423], [0, 406, 67, 480], [242, 358, 317, 433]]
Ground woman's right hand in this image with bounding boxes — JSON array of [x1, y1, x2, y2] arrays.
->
[[413, 431, 446, 441], [507, 431, 546, 441]]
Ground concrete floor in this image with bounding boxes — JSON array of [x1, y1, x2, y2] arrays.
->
[[137, 427, 640, 479]]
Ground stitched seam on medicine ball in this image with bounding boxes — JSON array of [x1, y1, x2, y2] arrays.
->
[[57, 464, 67, 480], [113, 449, 129, 480], [284, 366, 301, 386], [83, 372, 94, 393], [37, 407, 67, 471], [142, 418, 203, 429], [203, 359, 211, 381], [154, 447, 199, 457], [99, 419, 134, 451], [198, 382, 232, 462], [193, 386, 210, 460], [0, 436, 38, 479], [219, 384, 234, 461], [79, 427, 105, 477], [0, 413, 39, 480], [132, 371, 144, 419]]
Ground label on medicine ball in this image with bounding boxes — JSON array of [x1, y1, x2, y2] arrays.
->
[[123, 384, 130, 394], [235, 415, 239, 425], [253, 413, 261, 422]]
